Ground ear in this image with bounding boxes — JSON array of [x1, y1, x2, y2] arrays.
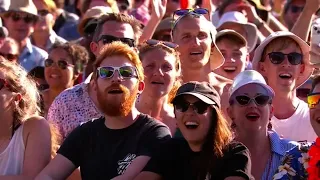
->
[[269, 104, 274, 119], [91, 79, 97, 91], [90, 41, 99, 56], [258, 62, 267, 76], [72, 73, 79, 82], [226, 106, 234, 120], [299, 64, 306, 74], [138, 81, 145, 93], [15, 93, 22, 102], [245, 54, 250, 68]]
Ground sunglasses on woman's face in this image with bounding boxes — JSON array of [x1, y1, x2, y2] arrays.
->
[[98, 35, 135, 47], [308, 93, 320, 108], [268, 52, 303, 65], [44, 59, 74, 70], [234, 95, 270, 106], [97, 66, 139, 79], [145, 39, 178, 49], [10, 13, 36, 24], [174, 100, 210, 114], [0, 52, 19, 61]]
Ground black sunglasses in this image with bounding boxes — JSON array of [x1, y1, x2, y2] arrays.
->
[[97, 66, 139, 79], [98, 35, 135, 47], [11, 13, 36, 24], [172, 8, 209, 28], [38, 9, 50, 16], [234, 95, 271, 106], [268, 52, 303, 65], [145, 39, 178, 49], [290, 5, 304, 13], [44, 59, 74, 70], [0, 52, 19, 61], [174, 100, 210, 114]]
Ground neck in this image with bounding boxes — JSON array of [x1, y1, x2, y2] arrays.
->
[[236, 129, 270, 155], [48, 88, 65, 104], [18, 39, 29, 54], [0, 113, 14, 139], [32, 31, 50, 49], [181, 64, 212, 83], [137, 93, 168, 120], [272, 90, 300, 119], [104, 108, 140, 129]]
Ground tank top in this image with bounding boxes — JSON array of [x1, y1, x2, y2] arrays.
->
[[0, 125, 25, 175]]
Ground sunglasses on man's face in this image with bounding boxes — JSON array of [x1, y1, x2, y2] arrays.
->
[[97, 66, 139, 79], [268, 52, 303, 65], [45, 59, 74, 70], [98, 35, 135, 47], [308, 93, 320, 109], [11, 13, 36, 24], [145, 39, 178, 49], [234, 95, 270, 106], [174, 100, 210, 114], [0, 52, 19, 61]]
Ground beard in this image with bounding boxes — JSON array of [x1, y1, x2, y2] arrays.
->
[[97, 83, 139, 117]]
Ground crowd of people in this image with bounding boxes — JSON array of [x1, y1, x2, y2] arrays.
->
[[0, 0, 320, 179]]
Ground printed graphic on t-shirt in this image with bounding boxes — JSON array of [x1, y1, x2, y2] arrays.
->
[[117, 153, 137, 175]]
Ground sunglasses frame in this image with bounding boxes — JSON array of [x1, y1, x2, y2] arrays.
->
[[307, 93, 320, 109], [172, 8, 209, 29], [234, 94, 271, 106], [145, 39, 178, 49], [10, 12, 36, 24], [45, 59, 74, 70], [174, 100, 210, 114], [97, 66, 139, 79], [97, 35, 136, 47], [267, 52, 303, 65]]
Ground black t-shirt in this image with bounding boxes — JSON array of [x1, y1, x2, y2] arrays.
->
[[57, 114, 171, 180], [143, 138, 252, 180]]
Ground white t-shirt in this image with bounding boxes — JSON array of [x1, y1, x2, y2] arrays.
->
[[271, 100, 317, 142]]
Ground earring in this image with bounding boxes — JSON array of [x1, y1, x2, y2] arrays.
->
[[231, 122, 236, 129], [268, 122, 272, 130]]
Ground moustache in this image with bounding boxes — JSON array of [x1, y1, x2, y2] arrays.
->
[[106, 83, 130, 93]]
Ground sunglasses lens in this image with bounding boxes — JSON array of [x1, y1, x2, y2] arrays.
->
[[98, 67, 114, 79], [235, 96, 251, 105], [146, 39, 158, 46], [269, 52, 284, 64], [255, 95, 270, 106], [164, 42, 178, 48], [194, 8, 208, 14], [12, 14, 20, 21], [288, 53, 303, 65], [119, 66, 136, 78], [174, 101, 189, 112], [193, 101, 209, 114], [308, 94, 320, 108], [175, 9, 189, 16], [58, 61, 68, 69], [123, 39, 135, 47], [44, 59, 54, 67], [101, 36, 116, 44]]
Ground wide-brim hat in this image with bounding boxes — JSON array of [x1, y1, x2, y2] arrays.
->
[[78, 6, 113, 37], [216, 29, 248, 47], [252, 31, 313, 88], [154, 17, 174, 34], [3, 0, 38, 17], [217, 11, 258, 53], [210, 24, 225, 71]]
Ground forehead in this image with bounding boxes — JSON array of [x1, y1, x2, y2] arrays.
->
[[264, 38, 301, 54], [175, 16, 211, 35], [49, 48, 71, 59], [234, 83, 268, 96], [99, 55, 134, 67], [142, 48, 175, 63], [101, 21, 134, 39]]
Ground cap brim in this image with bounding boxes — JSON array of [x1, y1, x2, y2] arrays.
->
[[252, 32, 313, 88], [172, 92, 217, 106], [230, 82, 275, 98]]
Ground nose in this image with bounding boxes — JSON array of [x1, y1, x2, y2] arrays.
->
[[153, 67, 164, 76], [184, 105, 197, 115], [225, 56, 236, 63], [281, 56, 291, 67], [191, 37, 201, 46], [247, 99, 258, 107], [111, 69, 122, 83]]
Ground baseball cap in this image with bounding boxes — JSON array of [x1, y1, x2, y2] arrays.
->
[[216, 29, 248, 47], [171, 81, 221, 108], [217, 11, 258, 53], [229, 70, 275, 98], [252, 31, 313, 88], [155, 17, 174, 34]]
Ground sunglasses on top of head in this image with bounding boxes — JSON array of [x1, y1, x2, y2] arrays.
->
[[233, 95, 271, 106], [98, 35, 135, 47], [44, 59, 74, 70], [97, 66, 139, 79], [174, 100, 210, 114], [172, 8, 209, 28], [267, 52, 303, 65], [307, 93, 320, 109], [10, 13, 36, 24], [145, 39, 178, 49]]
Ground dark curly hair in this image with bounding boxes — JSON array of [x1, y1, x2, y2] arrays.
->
[[49, 42, 89, 74]]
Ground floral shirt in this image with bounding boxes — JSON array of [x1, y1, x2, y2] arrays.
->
[[273, 142, 312, 180]]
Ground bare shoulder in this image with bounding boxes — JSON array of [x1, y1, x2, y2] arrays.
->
[[210, 73, 233, 95], [23, 116, 50, 133]]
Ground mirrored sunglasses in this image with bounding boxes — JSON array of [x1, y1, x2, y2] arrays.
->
[[98, 35, 135, 47], [97, 66, 139, 79], [308, 93, 320, 109]]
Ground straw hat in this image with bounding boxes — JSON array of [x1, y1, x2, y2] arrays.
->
[[4, 0, 38, 16], [78, 6, 113, 37], [252, 31, 313, 88]]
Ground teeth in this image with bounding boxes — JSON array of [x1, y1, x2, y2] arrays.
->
[[51, 74, 59, 78], [279, 73, 292, 77], [185, 122, 199, 126], [224, 67, 236, 71]]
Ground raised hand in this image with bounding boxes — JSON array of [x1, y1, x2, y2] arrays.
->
[[151, 0, 167, 19]]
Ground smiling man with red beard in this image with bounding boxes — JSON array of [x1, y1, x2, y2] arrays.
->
[[36, 41, 172, 180]]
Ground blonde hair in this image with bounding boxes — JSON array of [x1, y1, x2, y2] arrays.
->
[[93, 41, 144, 81], [42, 0, 57, 14], [139, 43, 182, 103]]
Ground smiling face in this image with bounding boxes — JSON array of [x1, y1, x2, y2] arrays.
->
[[309, 81, 320, 136], [173, 15, 212, 71], [214, 37, 248, 80], [258, 37, 304, 92], [0, 71, 15, 119], [174, 94, 212, 148], [141, 48, 179, 98], [227, 83, 273, 134]]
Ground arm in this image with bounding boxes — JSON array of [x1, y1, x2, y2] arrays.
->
[[291, 0, 320, 41], [0, 117, 52, 180], [135, 172, 162, 180], [267, 13, 288, 32]]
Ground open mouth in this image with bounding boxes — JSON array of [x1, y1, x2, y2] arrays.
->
[[223, 67, 236, 73], [184, 121, 199, 129], [151, 81, 164, 85], [279, 73, 292, 79], [190, 52, 202, 56], [108, 89, 123, 94], [245, 112, 260, 121], [50, 74, 61, 78]]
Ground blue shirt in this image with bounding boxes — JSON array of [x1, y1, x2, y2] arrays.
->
[[261, 131, 300, 180], [19, 39, 48, 72]]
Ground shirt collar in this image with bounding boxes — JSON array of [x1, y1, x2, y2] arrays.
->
[[25, 38, 33, 54], [269, 130, 289, 156]]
